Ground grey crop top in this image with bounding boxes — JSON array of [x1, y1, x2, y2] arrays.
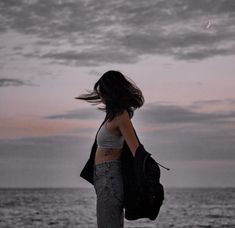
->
[[97, 121, 124, 149]]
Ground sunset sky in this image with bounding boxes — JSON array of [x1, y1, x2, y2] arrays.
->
[[0, 0, 235, 188]]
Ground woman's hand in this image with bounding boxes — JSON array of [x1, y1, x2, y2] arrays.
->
[[117, 110, 140, 157]]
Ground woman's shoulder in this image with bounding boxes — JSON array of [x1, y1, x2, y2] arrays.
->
[[115, 110, 131, 125]]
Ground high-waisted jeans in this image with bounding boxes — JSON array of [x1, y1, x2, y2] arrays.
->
[[93, 160, 124, 228]]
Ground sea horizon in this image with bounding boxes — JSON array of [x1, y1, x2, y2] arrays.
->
[[1, 187, 234, 227], [1, 186, 235, 189]]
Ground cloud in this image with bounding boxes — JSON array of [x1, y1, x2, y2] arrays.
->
[[190, 99, 235, 108], [45, 99, 234, 163], [0, 78, 35, 87], [1, 99, 235, 187], [0, 134, 90, 159], [140, 123, 235, 162], [137, 101, 235, 125], [133, 99, 235, 163], [0, 134, 94, 175], [42, 99, 235, 139], [24, 49, 138, 66], [0, 134, 92, 188], [48, 99, 235, 125], [1, 0, 235, 66], [45, 107, 104, 120], [43, 99, 235, 163]]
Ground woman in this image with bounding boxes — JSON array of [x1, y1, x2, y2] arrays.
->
[[76, 70, 144, 228]]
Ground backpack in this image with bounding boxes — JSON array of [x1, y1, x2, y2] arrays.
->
[[123, 144, 168, 220], [138, 153, 165, 220]]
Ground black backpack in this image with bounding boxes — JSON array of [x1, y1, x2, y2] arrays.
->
[[137, 153, 165, 220], [122, 144, 169, 220]]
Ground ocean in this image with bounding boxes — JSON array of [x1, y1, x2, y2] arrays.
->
[[0, 188, 234, 228]]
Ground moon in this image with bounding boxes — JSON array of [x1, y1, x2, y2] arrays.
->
[[206, 20, 211, 29]]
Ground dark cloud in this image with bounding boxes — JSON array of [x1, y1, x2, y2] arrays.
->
[[140, 123, 235, 162], [45, 107, 104, 120], [133, 99, 235, 162], [24, 49, 138, 66], [137, 102, 235, 124], [0, 78, 35, 87], [189, 99, 235, 109], [44, 99, 235, 126], [0, 135, 91, 172], [0, 134, 92, 187], [1, 0, 235, 66]]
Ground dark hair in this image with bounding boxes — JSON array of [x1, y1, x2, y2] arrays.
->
[[75, 70, 144, 120]]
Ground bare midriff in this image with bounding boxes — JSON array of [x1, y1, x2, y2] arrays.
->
[[94, 147, 122, 165]]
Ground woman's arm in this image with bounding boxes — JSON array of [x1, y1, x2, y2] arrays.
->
[[117, 110, 140, 157]]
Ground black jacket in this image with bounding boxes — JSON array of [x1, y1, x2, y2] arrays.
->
[[80, 118, 163, 220]]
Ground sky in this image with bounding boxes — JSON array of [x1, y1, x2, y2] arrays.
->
[[0, 0, 235, 188]]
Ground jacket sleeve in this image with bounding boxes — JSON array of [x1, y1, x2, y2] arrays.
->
[[80, 139, 97, 185], [79, 116, 108, 185]]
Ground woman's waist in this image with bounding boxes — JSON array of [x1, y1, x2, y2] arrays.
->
[[95, 148, 122, 165], [96, 147, 122, 156]]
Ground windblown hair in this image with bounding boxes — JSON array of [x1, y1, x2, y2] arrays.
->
[[75, 70, 144, 120]]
